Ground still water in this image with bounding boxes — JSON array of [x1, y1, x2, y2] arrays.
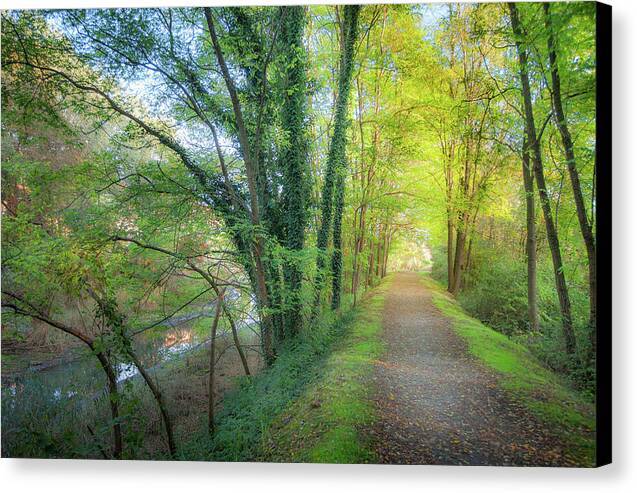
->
[[2, 292, 256, 415]]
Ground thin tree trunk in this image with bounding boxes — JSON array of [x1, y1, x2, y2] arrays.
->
[[184, 263, 251, 377], [382, 227, 392, 277], [509, 2, 576, 355], [126, 348, 176, 458], [331, 168, 346, 309], [463, 236, 473, 286], [351, 209, 360, 296], [367, 238, 375, 287], [208, 290, 224, 436], [544, 3, 596, 351], [94, 352, 122, 459], [375, 224, 384, 279], [351, 204, 367, 300], [222, 302, 251, 376], [522, 142, 540, 332], [447, 217, 455, 291], [450, 218, 467, 295]]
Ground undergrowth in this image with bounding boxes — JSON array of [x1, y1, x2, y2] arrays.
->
[[178, 283, 387, 462], [260, 280, 388, 463], [430, 245, 595, 395]]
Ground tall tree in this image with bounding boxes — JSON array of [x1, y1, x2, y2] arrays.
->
[[543, 3, 596, 353], [508, 2, 576, 355], [314, 5, 361, 310], [331, 5, 362, 309], [522, 140, 540, 332], [204, 7, 276, 362], [279, 6, 310, 336]]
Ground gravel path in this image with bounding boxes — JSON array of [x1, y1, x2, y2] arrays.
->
[[369, 272, 574, 466]]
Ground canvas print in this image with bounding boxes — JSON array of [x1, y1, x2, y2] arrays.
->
[[1, 2, 610, 466]]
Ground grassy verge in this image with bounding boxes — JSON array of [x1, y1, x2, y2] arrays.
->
[[422, 275, 595, 466], [258, 279, 389, 463]]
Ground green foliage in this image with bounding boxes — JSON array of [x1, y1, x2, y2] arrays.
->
[[457, 250, 530, 335], [1, 2, 599, 463]]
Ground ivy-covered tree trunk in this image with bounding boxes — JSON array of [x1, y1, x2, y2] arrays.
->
[[280, 6, 309, 337], [321, 5, 361, 310]]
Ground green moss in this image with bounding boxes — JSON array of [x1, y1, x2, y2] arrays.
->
[[309, 425, 375, 463], [423, 275, 595, 466], [262, 278, 389, 463]]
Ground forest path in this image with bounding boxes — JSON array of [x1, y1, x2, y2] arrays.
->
[[369, 272, 572, 466]]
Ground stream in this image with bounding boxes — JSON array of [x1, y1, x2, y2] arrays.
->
[[1, 290, 257, 416]]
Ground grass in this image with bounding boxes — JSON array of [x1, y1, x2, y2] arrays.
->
[[258, 279, 389, 463], [422, 274, 596, 466]]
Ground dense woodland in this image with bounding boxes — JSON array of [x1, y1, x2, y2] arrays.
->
[[1, 2, 597, 460]]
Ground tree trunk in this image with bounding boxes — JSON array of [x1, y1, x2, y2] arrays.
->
[[463, 236, 473, 287], [450, 217, 467, 295], [280, 6, 309, 338], [375, 224, 384, 279], [126, 348, 176, 458], [544, 2, 596, 351], [94, 352, 123, 459], [351, 209, 360, 296], [329, 5, 361, 310], [351, 204, 367, 301], [222, 301, 251, 376], [447, 217, 455, 291], [382, 227, 392, 277], [509, 2, 576, 355], [367, 238, 375, 287], [331, 168, 346, 309], [522, 142, 540, 332], [208, 290, 224, 436]]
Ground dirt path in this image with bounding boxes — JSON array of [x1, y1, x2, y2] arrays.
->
[[369, 272, 573, 466]]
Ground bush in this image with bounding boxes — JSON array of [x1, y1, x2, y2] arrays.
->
[[459, 253, 529, 336], [430, 245, 449, 287]]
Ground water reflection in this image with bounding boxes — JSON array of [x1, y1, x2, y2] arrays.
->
[[2, 295, 256, 413]]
